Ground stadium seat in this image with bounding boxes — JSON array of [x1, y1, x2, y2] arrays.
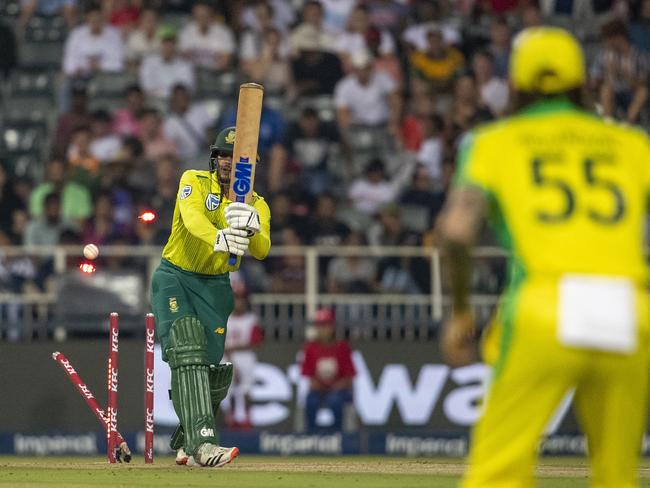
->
[[87, 71, 138, 98], [298, 95, 336, 122], [0, 0, 19, 17], [88, 95, 125, 112], [3, 96, 54, 124], [8, 69, 56, 98], [399, 205, 431, 233], [25, 16, 67, 42], [197, 69, 237, 98], [1, 122, 47, 178], [19, 42, 63, 70]]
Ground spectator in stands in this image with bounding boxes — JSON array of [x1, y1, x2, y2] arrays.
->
[[289, 0, 337, 54], [519, 3, 543, 28], [399, 92, 436, 152], [241, 1, 290, 68], [139, 26, 195, 101], [367, 204, 423, 294], [0, 162, 24, 235], [67, 126, 101, 186], [327, 231, 377, 293], [348, 157, 416, 216], [112, 84, 145, 137], [140, 108, 177, 161], [446, 75, 492, 141], [81, 191, 121, 244], [319, 0, 360, 34], [24, 192, 66, 247], [334, 49, 401, 136], [399, 164, 446, 226], [591, 20, 649, 123], [29, 158, 92, 228], [54, 81, 91, 155], [163, 84, 217, 164], [20, 0, 76, 29], [472, 50, 509, 117], [402, 1, 461, 52], [222, 283, 264, 429], [269, 193, 308, 244], [301, 307, 355, 432], [62, 2, 124, 77], [630, 0, 650, 52], [416, 114, 445, 183], [487, 17, 511, 78], [125, 7, 161, 67], [308, 193, 350, 246], [335, 5, 397, 71], [105, 0, 141, 32], [240, 0, 295, 34], [269, 107, 341, 195], [291, 25, 344, 97], [366, 0, 409, 33], [149, 156, 181, 234], [408, 28, 465, 97], [89, 110, 123, 163], [269, 228, 306, 293], [241, 27, 292, 95], [179, 1, 235, 70]]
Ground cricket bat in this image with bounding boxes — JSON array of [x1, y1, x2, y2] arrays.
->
[[228, 82, 264, 265]]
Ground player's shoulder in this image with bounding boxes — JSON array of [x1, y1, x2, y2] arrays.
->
[[601, 117, 650, 144], [181, 169, 212, 181]]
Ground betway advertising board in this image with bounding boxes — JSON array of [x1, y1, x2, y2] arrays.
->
[[2, 341, 579, 436]]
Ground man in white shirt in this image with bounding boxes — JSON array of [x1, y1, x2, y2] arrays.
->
[[125, 7, 161, 66], [139, 26, 195, 101], [289, 0, 337, 55], [334, 50, 401, 130], [472, 50, 509, 116], [163, 84, 218, 163], [179, 1, 235, 70], [62, 3, 124, 76]]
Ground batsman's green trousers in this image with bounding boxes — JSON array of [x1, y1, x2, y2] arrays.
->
[[151, 259, 234, 365]]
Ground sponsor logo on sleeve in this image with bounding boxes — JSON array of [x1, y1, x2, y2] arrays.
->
[[180, 185, 192, 200]]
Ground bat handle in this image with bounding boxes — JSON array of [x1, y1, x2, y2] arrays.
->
[[228, 254, 237, 266]]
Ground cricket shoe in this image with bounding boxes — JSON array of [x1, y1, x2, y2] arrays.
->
[[175, 448, 198, 467], [195, 443, 239, 467]]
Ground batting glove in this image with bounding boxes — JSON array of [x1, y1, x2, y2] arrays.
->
[[214, 227, 250, 256], [225, 202, 261, 236]]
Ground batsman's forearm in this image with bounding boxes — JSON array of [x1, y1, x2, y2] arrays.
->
[[445, 240, 472, 313]]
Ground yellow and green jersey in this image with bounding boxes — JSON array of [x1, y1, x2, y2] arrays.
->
[[456, 98, 650, 288], [162, 169, 271, 275]]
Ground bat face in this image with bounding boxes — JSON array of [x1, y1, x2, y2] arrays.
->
[[228, 83, 264, 204], [231, 156, 254, 203]]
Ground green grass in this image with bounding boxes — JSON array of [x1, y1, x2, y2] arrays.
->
[[0, 456, 649, 487]]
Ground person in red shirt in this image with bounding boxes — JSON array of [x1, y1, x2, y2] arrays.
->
[[301, 308, 355, 432]]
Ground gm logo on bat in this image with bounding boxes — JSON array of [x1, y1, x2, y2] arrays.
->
[[232, 157, 252, 202]]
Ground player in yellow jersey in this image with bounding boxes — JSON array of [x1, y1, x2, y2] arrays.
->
[[440, 27, 650, 487], [150, 126, 271, 467]]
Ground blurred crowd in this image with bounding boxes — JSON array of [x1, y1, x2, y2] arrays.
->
[[0, 0, 649, 299]]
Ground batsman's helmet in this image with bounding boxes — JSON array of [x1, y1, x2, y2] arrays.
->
[[209, 126, 236, 172], [510, 27, 585, 95]]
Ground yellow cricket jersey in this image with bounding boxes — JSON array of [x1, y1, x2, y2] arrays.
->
[[162, 169, 271, 275], [456, 98, 650, 287]]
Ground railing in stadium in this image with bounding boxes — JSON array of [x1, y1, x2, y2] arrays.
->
[[0, 245, 507, 341]]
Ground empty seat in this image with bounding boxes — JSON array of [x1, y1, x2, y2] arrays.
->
[[197, 69, 237, 98], [3, 96, 54, 123], [19, 42, 63, 70], [87, 71, 138, 98], [9, 69, 56, 97]]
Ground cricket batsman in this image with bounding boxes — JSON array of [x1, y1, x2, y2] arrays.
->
[[150, 126, 271, 467], [440, 27, 650, 487]]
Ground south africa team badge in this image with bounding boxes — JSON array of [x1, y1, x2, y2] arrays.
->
[[205, 193, 220, 211], [169, 297, 179, 313]]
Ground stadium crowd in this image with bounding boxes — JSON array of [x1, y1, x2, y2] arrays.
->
[[0, 0, 648, 304]]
